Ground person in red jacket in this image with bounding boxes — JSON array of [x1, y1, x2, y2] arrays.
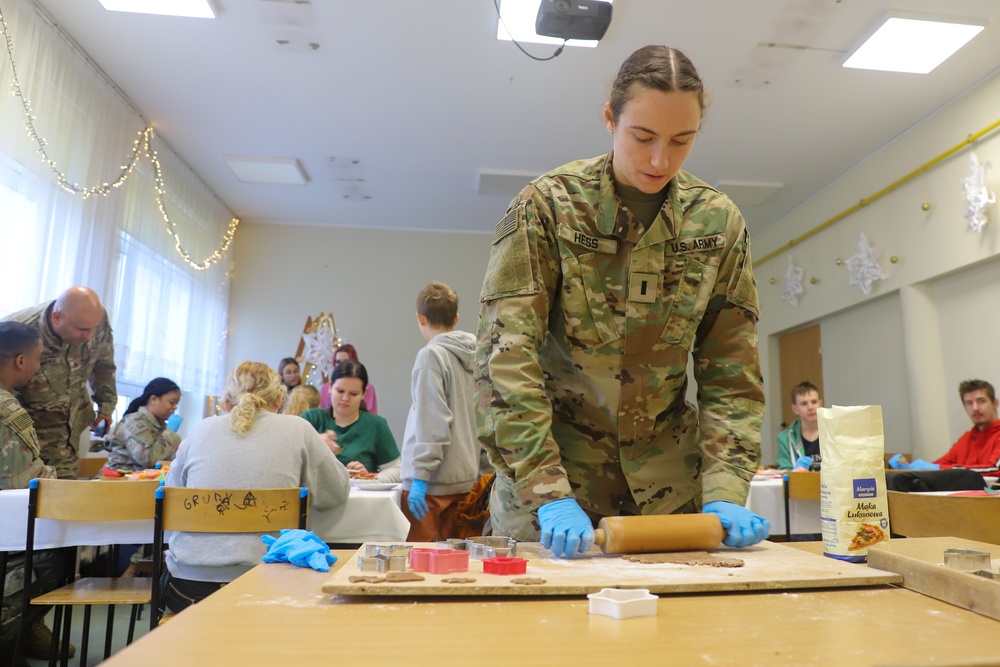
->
[[890, 379, 1000, 474]]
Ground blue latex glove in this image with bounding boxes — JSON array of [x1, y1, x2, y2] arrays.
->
[[407, 479, 429, 521], [888, 453, 910, 470], [703, 501, 770, 548], [261, 529, 338, 572], [165, 414, 183, 431], [908, 458, 940, 471], [537, 498, 594, 558], [794, 455, 813, 469]]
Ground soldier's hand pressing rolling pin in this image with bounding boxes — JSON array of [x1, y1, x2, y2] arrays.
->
[[537, 498, 595, 558], [702, 501, 769, 548]]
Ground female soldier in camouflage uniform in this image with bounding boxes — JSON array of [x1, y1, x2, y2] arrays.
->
[[106, 377, 182, 471], [476, 45, 769, 557]]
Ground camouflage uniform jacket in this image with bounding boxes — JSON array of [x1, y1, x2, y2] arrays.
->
[[3, 301, 117, 462], [476, 154, 764, 532], [0, 381, 56, 489], [107, 406, 180, 471]]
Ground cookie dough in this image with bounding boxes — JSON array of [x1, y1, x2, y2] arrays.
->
[[621, 551, 744, 567]]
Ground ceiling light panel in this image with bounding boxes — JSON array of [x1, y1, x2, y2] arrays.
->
[[496, 0, 613, 48], [843, 13, 985, 74], [99, 0, 216, 18], [223, 156, 308, 185]]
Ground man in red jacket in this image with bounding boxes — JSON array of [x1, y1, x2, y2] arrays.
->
[[890, 379, 1000, 474]]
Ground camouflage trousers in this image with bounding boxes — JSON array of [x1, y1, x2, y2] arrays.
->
[[36, 414, 90, 480], [488, 472, 701, 541]]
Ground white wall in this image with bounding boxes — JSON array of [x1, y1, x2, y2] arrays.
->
[[816, 293, 913, 456], [757, 67, 1000, 464], [226, 223, 492, 442]]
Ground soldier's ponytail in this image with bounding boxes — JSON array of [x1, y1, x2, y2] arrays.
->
[[125, 377, 180, 416]]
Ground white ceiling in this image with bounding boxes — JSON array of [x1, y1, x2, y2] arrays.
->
[[29, 0, 1000, 236]]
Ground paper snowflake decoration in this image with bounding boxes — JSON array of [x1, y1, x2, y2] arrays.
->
[[845, 233, 888, 296], [781, 257, 805, 306], [301, 323, 337, 380], [962, 152, 995, 232]]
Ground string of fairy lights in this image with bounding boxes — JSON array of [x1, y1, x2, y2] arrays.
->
[[0, 3, 239, 271]]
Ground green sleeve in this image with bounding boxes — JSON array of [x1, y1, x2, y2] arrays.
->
[[90, 314, 118, 415], [374, 417, 400, 465]]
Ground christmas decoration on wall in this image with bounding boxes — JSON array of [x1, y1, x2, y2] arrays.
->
[[845, 233, 888, 296], [781, 256, 805, 306], [962, 152, 995, 232], [295, 312, 343, 385]]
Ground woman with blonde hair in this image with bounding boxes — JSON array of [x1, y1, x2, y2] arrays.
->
[[161, 361, 349, 615], [284, 384, 321, 416]]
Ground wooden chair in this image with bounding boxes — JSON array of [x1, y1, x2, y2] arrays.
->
[[14, 478, 158, 667], [887, 490, 1000, 544], [783, 472, 822, 539], [77, 455, 109, 479], [150, 486, 309, 630]]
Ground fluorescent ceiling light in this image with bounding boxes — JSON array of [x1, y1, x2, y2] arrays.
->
[[496, 0, 613, 48], [98, 0, 216, 19], [843, 14, 985, 74]]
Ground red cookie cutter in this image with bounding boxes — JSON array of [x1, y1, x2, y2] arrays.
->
[[482, 557, 528, 575]]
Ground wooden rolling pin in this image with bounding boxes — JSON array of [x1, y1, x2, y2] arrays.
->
[[593, 513, 725, 554]]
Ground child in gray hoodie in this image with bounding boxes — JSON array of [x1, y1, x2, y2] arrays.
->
[[401, 282, 482, 541]]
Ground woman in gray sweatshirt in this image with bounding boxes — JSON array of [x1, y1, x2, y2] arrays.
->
[[161, 361, 349, 613]]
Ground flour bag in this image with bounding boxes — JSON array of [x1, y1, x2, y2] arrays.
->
[[817, 405, 890, 562]]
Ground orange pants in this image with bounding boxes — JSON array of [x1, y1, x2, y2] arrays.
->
[[400, 490, 467, 542]]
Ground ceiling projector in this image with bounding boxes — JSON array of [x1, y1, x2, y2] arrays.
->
[[535, 0, 613, 41]]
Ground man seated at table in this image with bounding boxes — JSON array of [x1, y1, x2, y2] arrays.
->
[[0, 321, 72, 663], [889, 379, 1000, 474], [776, 381, 822, 471]]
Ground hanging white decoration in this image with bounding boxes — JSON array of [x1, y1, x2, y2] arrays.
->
[[962, 152, 995, 233], [300, 323, 337, 380], [845, 233, 888, 296], [781, 256, 805, 306]]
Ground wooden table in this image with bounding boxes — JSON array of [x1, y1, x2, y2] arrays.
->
[[101, 537, 1000, 667]]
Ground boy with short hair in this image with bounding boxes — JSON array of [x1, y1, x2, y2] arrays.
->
[[400, 282, 481, 540], [776, 381, 823, 470]]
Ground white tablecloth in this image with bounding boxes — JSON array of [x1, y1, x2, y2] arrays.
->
[[0, 486, 409, 552], [745, 477, 821, 536]]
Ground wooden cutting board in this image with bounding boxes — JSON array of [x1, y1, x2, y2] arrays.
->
[[321, 540, 902, 596]]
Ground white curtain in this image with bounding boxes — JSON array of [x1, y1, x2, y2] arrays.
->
[[0, 0, 232, 402]]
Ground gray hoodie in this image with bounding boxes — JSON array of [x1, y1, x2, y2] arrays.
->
[[401, 330, 481, 495]]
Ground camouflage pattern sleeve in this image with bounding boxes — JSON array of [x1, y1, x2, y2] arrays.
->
[[476, 187, 573, 511], [0, 390, 56, 490], [694, 211, 765, 507], [89, 312, 117, 416], [107, 409, 180, 470]]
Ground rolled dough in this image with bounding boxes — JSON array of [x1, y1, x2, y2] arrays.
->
[[621, 551, 744, 567]]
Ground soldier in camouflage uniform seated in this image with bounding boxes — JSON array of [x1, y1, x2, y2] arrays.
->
[[107, 377, 182, 472], [3, 287, 117, 479], [476, 46, 769, 558], [0, 321, 73, 663]]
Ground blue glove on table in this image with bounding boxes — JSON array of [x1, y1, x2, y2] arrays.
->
[[794, 455, 813, 470], [261, 529, 338, 572], [888, 453, 910, 470], [537, 498, 594, 558], [408, 479, 429, 520], [702, 501, 770, 548], [165, 414, 183, 431], [908, 458, 940, 471]]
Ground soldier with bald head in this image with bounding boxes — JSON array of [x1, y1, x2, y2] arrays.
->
[[3, 287, 117, 478]]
